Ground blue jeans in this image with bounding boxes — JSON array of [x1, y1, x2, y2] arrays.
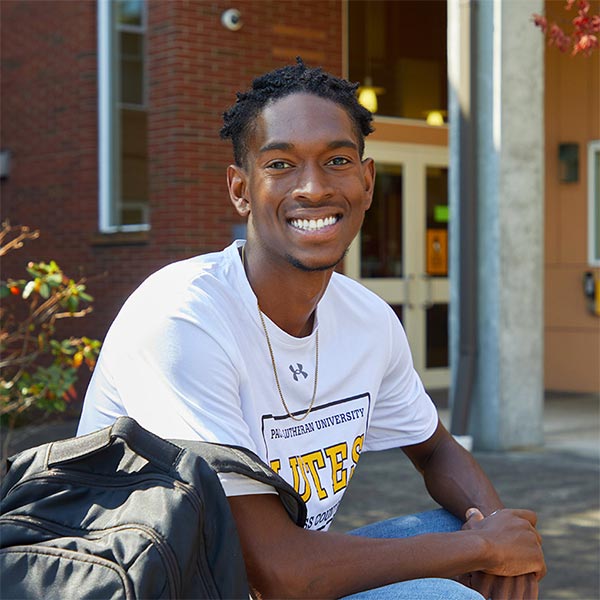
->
[[341, 509, 485, 600]]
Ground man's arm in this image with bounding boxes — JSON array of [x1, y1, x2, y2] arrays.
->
[[401, 420, 503, 518], [402, 420, 546, 600], [228, 490, 544, 599]]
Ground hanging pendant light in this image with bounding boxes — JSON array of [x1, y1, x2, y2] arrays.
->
[[358, 76, 385, 113]]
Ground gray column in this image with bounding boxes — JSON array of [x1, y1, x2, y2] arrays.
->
[[449, 0, 545, 450]]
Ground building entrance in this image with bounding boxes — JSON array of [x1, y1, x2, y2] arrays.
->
[[345, 141, 450, 389]]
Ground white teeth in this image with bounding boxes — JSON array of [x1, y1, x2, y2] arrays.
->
[[290, 216, 338, 231]]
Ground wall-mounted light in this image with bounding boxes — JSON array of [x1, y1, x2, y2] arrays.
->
[[357, 77, 384, 114], [558, 142, 579, 183]]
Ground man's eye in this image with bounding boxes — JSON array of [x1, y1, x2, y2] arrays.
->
[[328, 156, 350, 166], [267, 160, 292, 170]]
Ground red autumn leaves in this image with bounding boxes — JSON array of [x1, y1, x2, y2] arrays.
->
[[533, 0, 600, 56]]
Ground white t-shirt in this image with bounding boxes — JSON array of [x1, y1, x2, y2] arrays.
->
[[78, 240, 438, 531]]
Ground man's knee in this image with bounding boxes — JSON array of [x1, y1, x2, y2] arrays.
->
[[342, 578, 485, 599], [348, 509, 463, 539], [424, 579, 486, 600]]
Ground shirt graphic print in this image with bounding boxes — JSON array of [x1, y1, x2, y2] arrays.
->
[[261, 393, 371, 530]]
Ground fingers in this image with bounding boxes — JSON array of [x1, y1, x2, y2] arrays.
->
[[464, 507, 538, 529], [525, 573, 540, 598], [494, 509, 543, 547], [479, 512, 545, 578], [465, 507, 485, 521], [509, 508, 538, 528], [470, 572, 494, 599], [535, 556, 547, 581], [484, 509, 543, 548], [508, 574, 526, 600], [461, 507, 545, 580], [468, 573, 539, 600], [462, 507, 485, 531]]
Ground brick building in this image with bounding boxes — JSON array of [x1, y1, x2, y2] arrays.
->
[[1, 0, 342, 339], [1, 0, 598, 404]]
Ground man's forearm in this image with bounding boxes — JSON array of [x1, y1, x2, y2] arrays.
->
[[403, 422, 504, 519], [423, 437, 503, 518], [229, 495, 544, 599], [271, 528, 489, 598]]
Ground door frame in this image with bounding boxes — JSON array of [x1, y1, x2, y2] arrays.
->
[[345, 140, 450, 388]]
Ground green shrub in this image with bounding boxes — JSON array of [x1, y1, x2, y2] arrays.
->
[[0, 222, 101, 458]]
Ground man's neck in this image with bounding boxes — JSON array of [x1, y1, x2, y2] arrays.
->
[[241, 244, 333, 338]]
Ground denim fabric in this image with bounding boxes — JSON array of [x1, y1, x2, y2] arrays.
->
[[342, 509, 485, 600]]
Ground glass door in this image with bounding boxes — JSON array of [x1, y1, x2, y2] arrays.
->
[[346, 141, 450, 389]]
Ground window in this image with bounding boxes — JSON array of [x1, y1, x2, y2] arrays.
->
[[98, 0, 149, 232], [348, 0, 447, 122], [589, 140, 600, 266]]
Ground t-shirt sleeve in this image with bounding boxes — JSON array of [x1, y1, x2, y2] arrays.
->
[[79, 304, 259, 455], [363, 307, 439, 451], [218, 472, 278, 497]]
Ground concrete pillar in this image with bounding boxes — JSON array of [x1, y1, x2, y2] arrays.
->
[[448, 0, 545, 450]]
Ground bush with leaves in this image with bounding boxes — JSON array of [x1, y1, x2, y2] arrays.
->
[[0, 221, 101, 457], [533, 0, 599, 56]]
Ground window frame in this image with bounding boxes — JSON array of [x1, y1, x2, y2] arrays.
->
[[97, 0, 150, 234], [589, 140, 600, 267]]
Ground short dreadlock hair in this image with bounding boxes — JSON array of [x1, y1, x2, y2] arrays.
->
[[220, 58, 374, 167]]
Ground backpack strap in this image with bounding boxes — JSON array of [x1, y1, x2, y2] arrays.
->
[[46, 418, 306, 527], [48, 417, 182, 473], [173, 440, 307, 528]]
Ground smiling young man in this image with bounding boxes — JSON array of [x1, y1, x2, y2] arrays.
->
[[78, 60, 545, 599]]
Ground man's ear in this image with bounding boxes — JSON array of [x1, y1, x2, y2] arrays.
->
[[227, 164, 251, 216], [362, 157, 376, 211]]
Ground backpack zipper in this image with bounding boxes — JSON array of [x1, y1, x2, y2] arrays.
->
[[3, 470, 205, 597], [2, 513, 180, 598]]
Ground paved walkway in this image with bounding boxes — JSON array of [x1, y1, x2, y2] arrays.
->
[[332, 393, 600, 600], [3, 393, 599, 599]]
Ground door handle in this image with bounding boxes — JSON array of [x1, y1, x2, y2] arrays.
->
[[406, 274, 415, 309], [422, 274, 434, 309]]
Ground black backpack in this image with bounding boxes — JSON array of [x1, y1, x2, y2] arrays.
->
[[0, 416, 306, 599]]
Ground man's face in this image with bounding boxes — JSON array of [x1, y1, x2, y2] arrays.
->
[[228, 92, 375, 272]]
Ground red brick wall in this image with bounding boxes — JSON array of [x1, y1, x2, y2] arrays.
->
[[147, 0, 344, 258], [1, 0, 342, 401], [1, 1, 101, 337]]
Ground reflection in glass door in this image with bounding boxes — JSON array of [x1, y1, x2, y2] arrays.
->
[[425, 166, 449, 370], [361, 164, 403, 278], [346, 142, 449, 389]]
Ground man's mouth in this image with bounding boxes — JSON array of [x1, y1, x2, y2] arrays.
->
[[288, 215, 340, 232]]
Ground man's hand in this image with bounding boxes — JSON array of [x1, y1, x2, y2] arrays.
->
[[402, 421, 546, 598], [459, 507, 545, 600]]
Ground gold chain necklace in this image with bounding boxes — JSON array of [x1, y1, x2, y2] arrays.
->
[[241, 244, 319, 422]]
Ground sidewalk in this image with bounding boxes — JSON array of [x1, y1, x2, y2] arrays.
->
[[332, 392, 600, 600], [3, 393, 599, 599]]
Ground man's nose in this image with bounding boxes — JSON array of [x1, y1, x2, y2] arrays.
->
[[291, 163, 334, 202]]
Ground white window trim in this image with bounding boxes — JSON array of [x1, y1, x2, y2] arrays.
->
[[116, 2, 148, 110], [97, 0, 150, 234], [589, 140, 600, 267]]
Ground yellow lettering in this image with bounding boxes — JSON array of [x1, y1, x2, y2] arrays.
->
[[270, 458, 281, 474], [289, 456, 312, 502], [301, 450, 328, 500], [350, 434, 364, 479], [324, 442, 348, 493]]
